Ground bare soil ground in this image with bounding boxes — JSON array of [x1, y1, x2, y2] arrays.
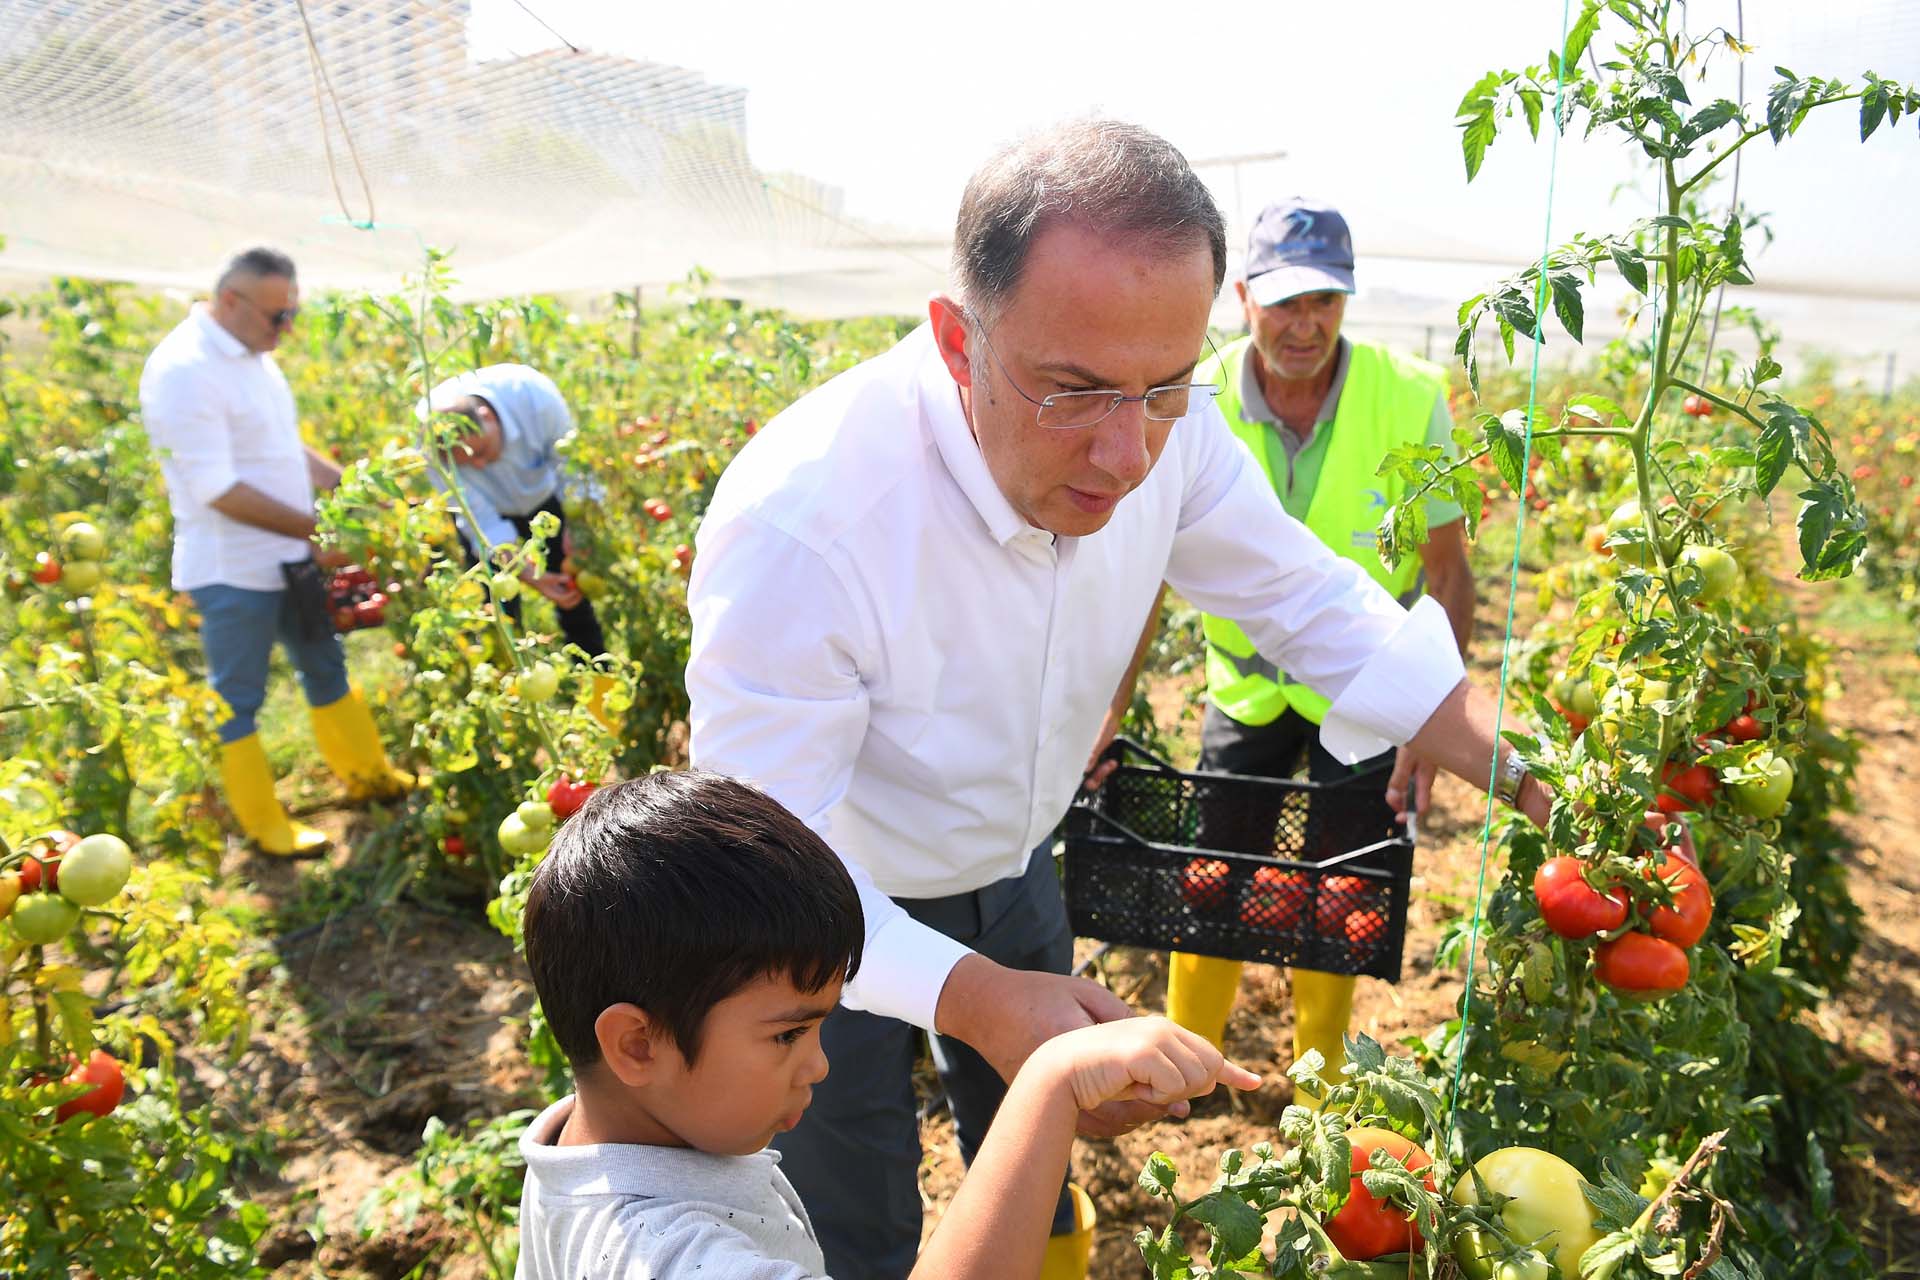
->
[[219, 572, 1920, 1278]]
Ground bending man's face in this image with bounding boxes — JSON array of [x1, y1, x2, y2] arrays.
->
[[951, 221, 1217, 538]]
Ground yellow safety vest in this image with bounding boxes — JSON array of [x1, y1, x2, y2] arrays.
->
[[1200, 336, 1444, 726]]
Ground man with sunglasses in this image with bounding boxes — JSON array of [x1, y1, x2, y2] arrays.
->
[[140, 247, 412, 858], [687, 121, 1547, 1280]]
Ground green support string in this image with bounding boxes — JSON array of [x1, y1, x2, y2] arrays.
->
[[1445, 0, 1576, 1142]]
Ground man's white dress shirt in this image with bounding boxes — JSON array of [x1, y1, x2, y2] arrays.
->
[[139, 305, 315, 592], [688, 325, 1463, 1030]]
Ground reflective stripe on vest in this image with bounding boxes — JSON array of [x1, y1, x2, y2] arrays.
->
[[1199, 335, 1446, 727]]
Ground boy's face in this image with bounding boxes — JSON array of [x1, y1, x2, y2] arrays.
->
[[648, 971, 839, 1155]]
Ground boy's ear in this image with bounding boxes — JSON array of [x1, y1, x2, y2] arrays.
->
[[595, 1003, 672, 1087]]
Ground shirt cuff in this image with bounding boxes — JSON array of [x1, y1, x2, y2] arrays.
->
[[839, 909, 974, 1031], [1318, 596, 1465, 764]]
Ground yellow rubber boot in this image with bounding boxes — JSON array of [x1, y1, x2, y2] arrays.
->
[[1165, 952, 1244, 1051], [310, 688, 415, 801], [218, 736, 328, 857], [1289, 967, 1357, 1109], [1039, 1183, 1096, 1280]]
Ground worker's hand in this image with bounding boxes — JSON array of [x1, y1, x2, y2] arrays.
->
[[528, 571, 584, 609], [1083, 707, 1124, 791], [936, 955, 1171, 1137], [1028, 1016, 1260, 1115], [1387, 746, 1436, 825], [312, 546, 354, 571]]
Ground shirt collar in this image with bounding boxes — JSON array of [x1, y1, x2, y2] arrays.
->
[[917, 325, 1030, 546], [519, 1096, 790, 1202], [191, 303, 251, 359]]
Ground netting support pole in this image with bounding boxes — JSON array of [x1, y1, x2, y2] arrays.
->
[[631, 284, 643, 360]]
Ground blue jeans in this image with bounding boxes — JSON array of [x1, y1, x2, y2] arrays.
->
[[192, 583, 351, 743]]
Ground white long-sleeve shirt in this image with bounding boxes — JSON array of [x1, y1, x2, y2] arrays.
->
[[688, 325, 1463, 1031], [138, 305, 316, 592]]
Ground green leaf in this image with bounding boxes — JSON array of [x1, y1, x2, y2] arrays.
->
[[1861, 75, 1891, 140], [1486, 410, 1531, 492], [1750, 355, 1783, 387], [1185, 1191, 1267, 1262], [1562, 2, 1603, 69], [1140, 1152, 1178, 1199], [1796, 482, 1868, 581], [53, 989, 94, 1057], [1767, 69, 1810, 143], [1548, 271, 1585, 343], [1461, 106, 1498, 181], [1610, 243, 1649, 293], [1754, 419, 1792, 496], [1566, 393, 1625, 427]]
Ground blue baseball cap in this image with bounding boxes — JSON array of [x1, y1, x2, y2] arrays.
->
[[1244, 198, 1355, 306]]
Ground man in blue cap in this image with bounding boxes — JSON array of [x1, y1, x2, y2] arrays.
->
[[1106, 197, 1475, 1090]]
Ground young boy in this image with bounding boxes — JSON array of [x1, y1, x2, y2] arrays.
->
[[517, 769, 1259, 1279]]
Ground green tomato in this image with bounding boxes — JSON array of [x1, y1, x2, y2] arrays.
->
[[57, 833, 132, 907], [491, 571, 522, 602], [59, 521, 106, 562], [10, 893, 82, 945], [1604, 499, 1674, 568], [61, 560, 104, 593], [1454, 1232, 1552, 1280], [1729, 753, 1793, 819], [1678, 544, 1740, 603], [520, 662, 560, 703], [1563, 678, 1597, 720], [496, 812, 550, 858], [516, 800, 556, 833], [1452, 1147, 1599, 1280]]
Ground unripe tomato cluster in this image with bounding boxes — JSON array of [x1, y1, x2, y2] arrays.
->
[[25, 517, 109, 594], [1, 830, 134, 946]]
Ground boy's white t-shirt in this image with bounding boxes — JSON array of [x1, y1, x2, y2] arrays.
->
[[516, 1096, 829, 1279]]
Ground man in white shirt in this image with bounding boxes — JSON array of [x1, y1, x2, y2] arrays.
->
[[140, 248, 413, 856], [687, 120, 1549, 1280]]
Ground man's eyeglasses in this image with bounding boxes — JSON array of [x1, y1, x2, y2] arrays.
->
[[234, 292, 300, 329], [969, 316, 1222, 431]]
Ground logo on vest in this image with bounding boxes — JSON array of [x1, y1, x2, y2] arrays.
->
[[1364, 488, 1390, 511]]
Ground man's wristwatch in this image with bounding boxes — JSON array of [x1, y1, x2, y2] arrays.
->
[[1494, 750, 1530, 808]]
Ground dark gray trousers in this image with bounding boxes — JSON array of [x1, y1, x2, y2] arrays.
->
[[770, 843, 1076, 1280]]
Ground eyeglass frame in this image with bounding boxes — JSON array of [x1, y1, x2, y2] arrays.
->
[[965, 312, 1224, 431], [230, 289, 300, 330]]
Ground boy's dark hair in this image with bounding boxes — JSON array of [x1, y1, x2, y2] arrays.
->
[[522, 770, 864, 1070]]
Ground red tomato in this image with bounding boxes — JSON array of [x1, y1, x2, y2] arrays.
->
[[546, 776, 598, 820], [1532, 857, 1629, 939], [1180, 857, 1230, 912], [1681, 394, 1713, 418], [1644, 854, 1713, 949], [18, 830, 77, 894], [1240, 866, 1308, 931], [442, 835, 469, 860], [1323, 1126, 1435, 1259], [1317, 874, 1383, 938], [1721, 714, 1764, 742], [333, 606, 357, 632], [55, 1049, 126, 1123], [32, 552, 61, 584], [1595, 932, 1690, 998], [644, 499, 673, 523], [352, 600, 385, 627], [1343, 908, 1387, 950], [1656, 762, 1720, 814]]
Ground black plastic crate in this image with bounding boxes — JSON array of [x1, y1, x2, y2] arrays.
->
[[1063, 739, 1415, 981]]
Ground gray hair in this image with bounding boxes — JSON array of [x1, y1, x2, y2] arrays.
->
[[215, 246, 296, 294], [951, 118, 1226, 324]]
